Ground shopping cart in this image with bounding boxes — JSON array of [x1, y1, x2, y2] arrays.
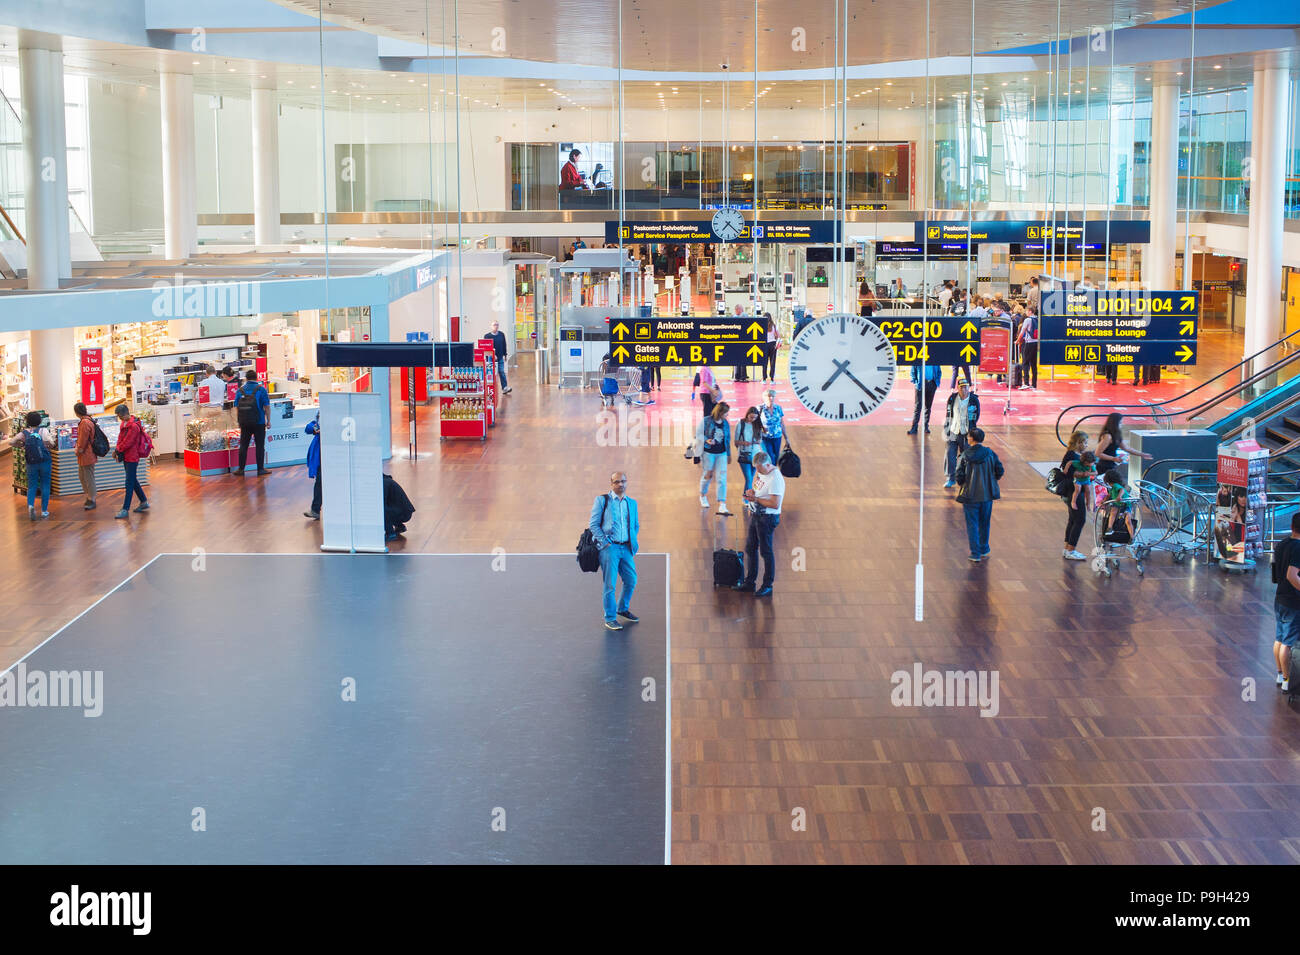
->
[[1126, 479, 1201, 566], [1091, 489, 1144, 577]]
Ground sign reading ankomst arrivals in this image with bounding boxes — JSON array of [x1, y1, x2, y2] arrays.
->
[[606, 317, 768, 366]]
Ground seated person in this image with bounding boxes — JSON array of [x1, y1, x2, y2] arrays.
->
[[1101, 470, 1136, 543]]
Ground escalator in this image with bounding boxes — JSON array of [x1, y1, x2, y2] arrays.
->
[[1055, 327, 1300, 493]]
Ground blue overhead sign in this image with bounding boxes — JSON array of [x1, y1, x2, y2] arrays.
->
[[914, 220, 1151, 244], [1039, 289, 1199, 366], [607, 219, 840, 244]]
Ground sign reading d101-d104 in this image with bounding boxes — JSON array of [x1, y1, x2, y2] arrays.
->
[[1039, 289, 1199, 366], [605, 317, 768, 366], [877, 316, 981, 366]]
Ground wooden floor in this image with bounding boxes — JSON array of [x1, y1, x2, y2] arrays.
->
[[3, 325, 1298, 865]]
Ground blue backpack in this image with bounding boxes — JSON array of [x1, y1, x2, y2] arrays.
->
[[23, 429, 48, 465]]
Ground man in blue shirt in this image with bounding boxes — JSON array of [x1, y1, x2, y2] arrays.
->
[[589, 471, 640, 631], [234, 369, 272, 476], [907, 363, 943, 436]]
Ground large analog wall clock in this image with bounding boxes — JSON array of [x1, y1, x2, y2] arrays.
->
[[710, 207, 745, 242], [787, 312, 896, 422]]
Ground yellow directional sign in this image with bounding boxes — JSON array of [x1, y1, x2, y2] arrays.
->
[[606, 317, 778, 366], [1176, 344, 1194, 362]]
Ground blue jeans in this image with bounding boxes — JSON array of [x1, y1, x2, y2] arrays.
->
[[26, 457, 51, 511], [739, 456, 756, 491], [762, 436, 782, 469], [743, 510, 781, 588], [600, 542, 637, 623], [963, 500, 993, 558], [700, 452, 727, 502], [1276, 602, 1300, 648], [497, 359, 508, 389], [122, 460, 147, 510], [945, 438, 964, 481]]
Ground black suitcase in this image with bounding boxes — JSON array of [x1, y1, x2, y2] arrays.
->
[[712, 514, 744, 587]]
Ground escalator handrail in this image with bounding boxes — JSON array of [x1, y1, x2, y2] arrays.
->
[[1217, 387, 1300, 443], [1057, 335, 1300, 446], [1054, 326, 1300, 447]]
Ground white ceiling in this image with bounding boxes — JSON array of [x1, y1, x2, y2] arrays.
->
[[275, 0, 1220, 71]]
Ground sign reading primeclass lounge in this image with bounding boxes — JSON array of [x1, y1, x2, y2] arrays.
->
[[606, 220, 841, 244], [913, 219, 1151, 244]]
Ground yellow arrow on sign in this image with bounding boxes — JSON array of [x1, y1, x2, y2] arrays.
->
[[961, 321, 977, 340], [746, 344, 765, 362], [612, 345, 631, 362], [747, 321, 765, 339], [611, 322, 630, 340], [1179, 320, 1195, 337], [1176, 344, 1194, 362], [960, 343, 977, 363]]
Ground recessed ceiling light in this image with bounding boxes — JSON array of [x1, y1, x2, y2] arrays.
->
[[192, 60, 201, 66], [1213, 64, 1222, 69]]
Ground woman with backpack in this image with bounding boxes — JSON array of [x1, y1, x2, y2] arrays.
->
[[113, 403, 150, 519], [695, 401, 732, 515], [74, 402, 101, 510], [8, 411, 53, 521]]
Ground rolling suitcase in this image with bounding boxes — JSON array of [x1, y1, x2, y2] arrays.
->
[[712, 514, 744, 587]]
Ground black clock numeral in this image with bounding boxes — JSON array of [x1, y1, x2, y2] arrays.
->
[[875, 340, 888, 350], [790, 365, 807, 371], [816, 324, 825, 336], [796, 386, 809, 395], [838, 402, 844, 419], [873, 385, 888, 398], [859, 400, 870, 414], [814, 400, 824, 414], [861, 324, 872, 336], [839, 317, 845, 334]]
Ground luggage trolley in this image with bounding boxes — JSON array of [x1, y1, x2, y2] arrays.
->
[[1126, 479, 1199, 566]]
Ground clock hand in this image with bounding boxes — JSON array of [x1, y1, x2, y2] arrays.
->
[[820, 363, 848, 392], [837, 361, 876, 396]]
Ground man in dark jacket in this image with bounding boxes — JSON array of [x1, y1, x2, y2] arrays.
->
[[907, 363, 942, 435], [954, 427, 1004, 562], [382, 473, 416, 542], [488, 320, 511, 394]]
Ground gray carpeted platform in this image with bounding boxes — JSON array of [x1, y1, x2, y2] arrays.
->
[[0, 554, 668, 864]]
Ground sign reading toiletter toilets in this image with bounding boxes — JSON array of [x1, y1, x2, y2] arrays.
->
[[319, 392, 387, 554]]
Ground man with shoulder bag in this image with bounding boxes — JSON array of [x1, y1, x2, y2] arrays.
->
[[589, 471, 640, 631]]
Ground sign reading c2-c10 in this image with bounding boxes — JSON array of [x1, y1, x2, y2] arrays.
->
[[878, 316, 981, 366]]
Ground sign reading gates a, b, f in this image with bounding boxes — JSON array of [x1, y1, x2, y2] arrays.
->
[[605, 317, 767, 366]]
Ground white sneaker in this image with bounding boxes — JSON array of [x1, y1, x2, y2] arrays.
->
[[1064, 550, 1086, 561], [699, 495, 709, 507], [717, 502, 731, 515], [1284, 680, 1291, 693], [1277, 672, 1285, 686]]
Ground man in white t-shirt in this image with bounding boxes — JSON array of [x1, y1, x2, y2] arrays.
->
[[197, 365, 227, 407], [734, 450, 786, 597], [937, 280, 954, 311]]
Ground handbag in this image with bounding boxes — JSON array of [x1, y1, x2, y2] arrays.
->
[[778, 438, 801, 478], [738, 450, 752, 465], [576, 496, 608, 573]]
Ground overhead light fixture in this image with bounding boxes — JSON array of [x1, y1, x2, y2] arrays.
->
[[1213, 64, 1222, 69]]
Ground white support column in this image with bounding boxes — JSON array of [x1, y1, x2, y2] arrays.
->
[[161, 71, 200, 338], [20, 30, 76, 418], [251, 84, 281, 246], [161, 71, 197, 260], [1244, 66, 1289, 372], [1145, 82, 1179, 292]]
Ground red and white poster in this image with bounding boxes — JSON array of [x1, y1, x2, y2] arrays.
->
[[80, 348, 104, 409]]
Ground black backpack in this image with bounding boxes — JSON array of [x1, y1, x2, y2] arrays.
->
[[576, 496, 609, 573], [1045, 467, 1067, 496], [1272, 538, 1293, 585], [236, 386, 260, 428], [90, 422, 110, 458]]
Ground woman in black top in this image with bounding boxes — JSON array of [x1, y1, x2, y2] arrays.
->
[[1060, 430, 1090, 560], [1095, 412, 1151, 476]]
